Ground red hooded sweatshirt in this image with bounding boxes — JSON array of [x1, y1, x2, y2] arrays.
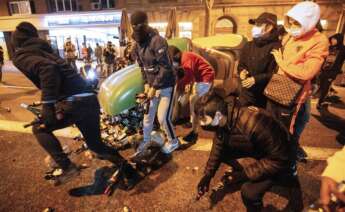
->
[[178, 52, 215, 90]]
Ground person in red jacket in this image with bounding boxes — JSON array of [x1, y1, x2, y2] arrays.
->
[[169, 46, 215, 143]]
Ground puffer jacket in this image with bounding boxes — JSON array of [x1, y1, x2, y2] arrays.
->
[[13, 37, 92, 103], [204, 103, 296, 181]]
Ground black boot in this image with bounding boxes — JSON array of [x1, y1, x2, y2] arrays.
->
[[183, 131, 198, 143], [119, 162, 140, 190]]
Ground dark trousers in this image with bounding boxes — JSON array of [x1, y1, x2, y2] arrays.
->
[[220, 135, 297, 212], [32, 95, 125, 170], [318, 70, 338, 105]]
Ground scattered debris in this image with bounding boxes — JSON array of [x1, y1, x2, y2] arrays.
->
[[123, 206, 131, 212], [42, 207, 54, 212]]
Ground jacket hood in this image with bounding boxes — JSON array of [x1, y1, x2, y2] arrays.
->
[[15, 37, 54, 55], [285, 1, 320, 37], [329, 33, 344, 47]]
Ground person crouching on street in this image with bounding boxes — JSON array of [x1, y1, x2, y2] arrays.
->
[[168, 45, 215, 143], [196, 84, 299, 212], [131, 11, 179, 154], [11, 22, 138, 188]]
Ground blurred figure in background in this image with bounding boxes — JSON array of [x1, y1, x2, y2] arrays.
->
[[94, 43, 103, 65], [103, 41, 116, 77], [317, 33, 345, 110], [81, 43, 88, 61], [63, 38, 77, 70], [87, 44, 93, 62]]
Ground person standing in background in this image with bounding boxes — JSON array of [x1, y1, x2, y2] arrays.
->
[[317, 33, 345, 110], [94, 43, 103, 65], [63, 38, 77, 70], [103, 41, 116, 77]]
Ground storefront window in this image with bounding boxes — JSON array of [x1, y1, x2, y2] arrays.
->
[[9, 1, 32, 15]]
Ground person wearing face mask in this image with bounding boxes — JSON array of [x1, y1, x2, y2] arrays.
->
[[168, 45, 215, 143], [270, 1, 329, 161], [131, 11, 179, 154], [195, 82, 298, 212], [11, 22, 139, 188], [238, 12, 281, 109], [317, 33, 345, 110]]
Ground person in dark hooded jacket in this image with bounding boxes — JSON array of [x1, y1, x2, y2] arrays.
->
[[11, 22, 138, 187], [317, 33, 345, 109], [238, 12, 282, 108], [196, 80, 298, 212], [131, 11, 178, 154]]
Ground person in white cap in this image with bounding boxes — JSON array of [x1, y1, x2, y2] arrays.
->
[[270, 1, 329, 161]]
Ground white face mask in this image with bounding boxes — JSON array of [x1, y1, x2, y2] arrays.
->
[[287, 27, 303, 38], [251, 26, 264, 38]]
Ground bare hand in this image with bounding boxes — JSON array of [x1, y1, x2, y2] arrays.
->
[[271, 49, 283, 65], [241, 77, 255, 88], [320, 176, 339, 207]]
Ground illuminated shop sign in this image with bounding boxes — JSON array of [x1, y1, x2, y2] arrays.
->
[[45, 13, 121, 27]]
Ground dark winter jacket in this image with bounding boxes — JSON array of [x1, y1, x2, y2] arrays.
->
[[238, 31, 281, 106], [321, 33, 345, 78], [133, 27, 175, 89], [13, 37, 92, 103], [204, 102, 296, 181]]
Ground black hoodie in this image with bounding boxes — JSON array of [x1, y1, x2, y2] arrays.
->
[[132, 26, 175, 89], [13, 37, 91, 103], [322, 33, 345, 75]]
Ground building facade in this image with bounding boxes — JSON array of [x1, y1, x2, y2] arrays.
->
[[0, 0, 344, 60]]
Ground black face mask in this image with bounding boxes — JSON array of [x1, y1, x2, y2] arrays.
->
[[132, 24, 149, 44]]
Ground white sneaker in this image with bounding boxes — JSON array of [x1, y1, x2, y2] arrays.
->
[[161, 139, 180, 154]]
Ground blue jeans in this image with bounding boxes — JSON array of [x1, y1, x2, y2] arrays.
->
[[293, 98, 311, 142]]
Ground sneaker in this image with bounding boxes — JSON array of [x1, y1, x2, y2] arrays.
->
[[183, 131, 198, 143], [161, 139, 180, 154], [53, 163, 80, 186]]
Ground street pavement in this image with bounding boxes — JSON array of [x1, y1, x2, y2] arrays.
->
[[0, 67, 344, 211]]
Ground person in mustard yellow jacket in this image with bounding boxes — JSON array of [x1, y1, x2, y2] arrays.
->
[[270, 1, 329, 161]]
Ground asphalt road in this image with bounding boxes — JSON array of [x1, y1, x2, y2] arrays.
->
[[0, 66, 344, 211]]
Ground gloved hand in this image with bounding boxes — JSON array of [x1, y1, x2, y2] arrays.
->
[[241, 77, 255, 88], [42, 103, 58, 127], [144, 84, 150, 94], [240, 70, 249, 80], [147, 87, 156, 99], [196, 173, 212, 200]]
